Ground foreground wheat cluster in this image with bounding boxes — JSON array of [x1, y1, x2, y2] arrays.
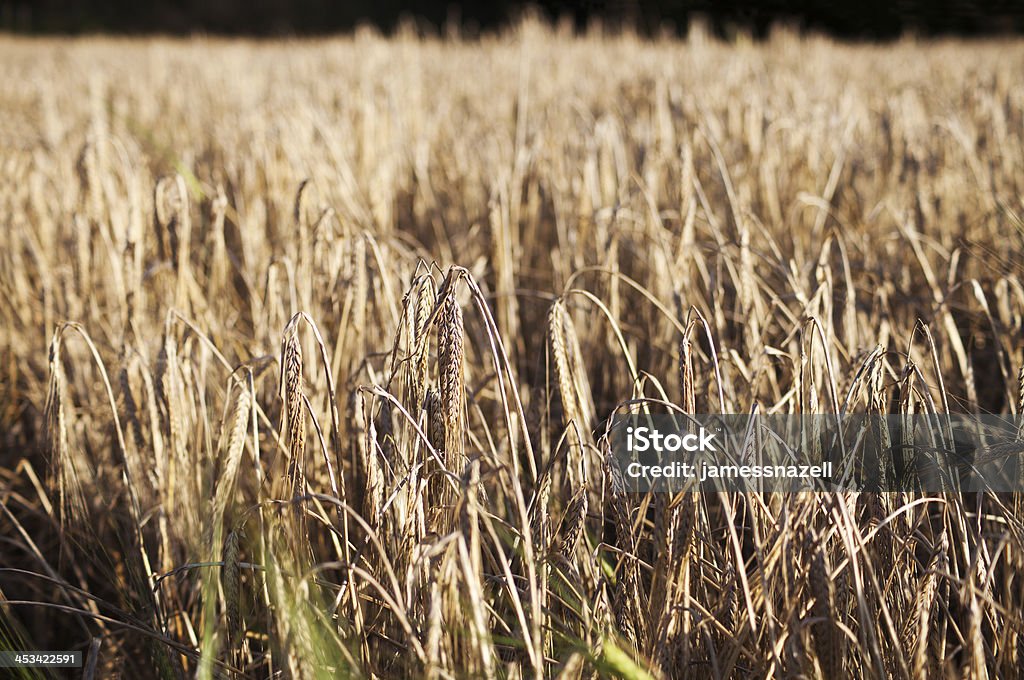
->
[[2, 22, 1024, 679]]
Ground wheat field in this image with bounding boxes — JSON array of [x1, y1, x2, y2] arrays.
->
[[2, 20, 1024, 679]]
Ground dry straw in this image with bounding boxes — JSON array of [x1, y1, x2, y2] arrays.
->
[[9, 26, 1024, 680]]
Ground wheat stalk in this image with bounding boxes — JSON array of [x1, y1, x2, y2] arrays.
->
[[281, 323, 305, 500], [807, 529, 838, 678], [437, 285, 465, 470], [221, 528, 242, 649], [410, 274, 436, 413]]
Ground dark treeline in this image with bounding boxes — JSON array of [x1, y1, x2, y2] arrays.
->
[[3, 0, 1024, 38]]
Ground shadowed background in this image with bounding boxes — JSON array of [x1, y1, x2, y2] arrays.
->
[[4, 0, 1024, 37]]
